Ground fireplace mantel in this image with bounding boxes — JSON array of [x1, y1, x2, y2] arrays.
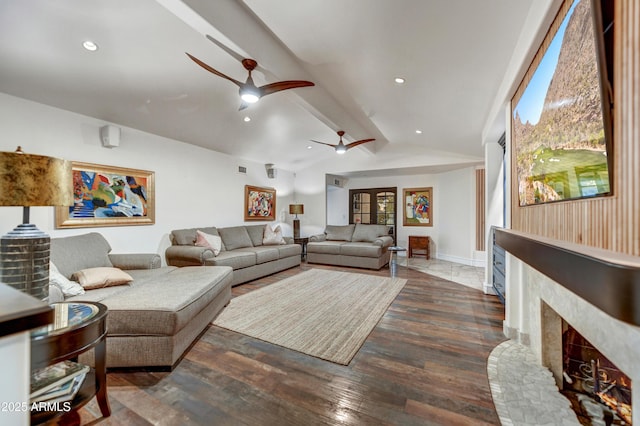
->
[[495, 228, 640, 327]]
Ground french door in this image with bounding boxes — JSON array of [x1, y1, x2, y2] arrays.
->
[[349, 187, 396, 243]]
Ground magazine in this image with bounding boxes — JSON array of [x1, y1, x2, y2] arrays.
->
[[30, 360, 90, 398], [31, 372, 86, 403]]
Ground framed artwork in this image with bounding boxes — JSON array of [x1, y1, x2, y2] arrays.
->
[[511, 0, 613, 206], [56, 161, 155, 228], [244, 185, 276, 221], [403, 187, 432, 227]]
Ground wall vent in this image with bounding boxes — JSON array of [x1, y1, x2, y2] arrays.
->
[[238, 166, 247, 174]]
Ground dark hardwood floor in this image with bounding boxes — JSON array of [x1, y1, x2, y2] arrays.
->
[[66, 263, 506, 425]]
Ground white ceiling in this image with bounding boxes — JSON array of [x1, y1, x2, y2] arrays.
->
[[0, 0, 534, 173]]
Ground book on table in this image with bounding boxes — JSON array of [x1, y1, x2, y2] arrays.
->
[[30, 360, 90, 400], [30, 372, 87, 403]]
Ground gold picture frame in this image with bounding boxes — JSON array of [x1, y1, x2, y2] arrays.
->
[[402, 187, 433, 227], [244, 185, 276, 221], [55, 161, 155, 228]]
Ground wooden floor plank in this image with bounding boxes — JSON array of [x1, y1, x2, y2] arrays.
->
[[66, 263, 505, 425]]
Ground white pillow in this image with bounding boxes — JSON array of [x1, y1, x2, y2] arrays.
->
[[195, 230, 222, 255], [263, 224, 285, 245], [49, 262, 85, 297]]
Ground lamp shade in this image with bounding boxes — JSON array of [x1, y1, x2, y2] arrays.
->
[[0, 148, 73, 207], [289, 204, 304, 215]]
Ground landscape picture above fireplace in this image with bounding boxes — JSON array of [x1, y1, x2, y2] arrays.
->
[[512, 0, 613, 206]]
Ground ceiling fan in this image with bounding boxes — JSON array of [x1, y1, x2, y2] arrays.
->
[[186, 53, 314, 110], [310, 131, 376, 154]]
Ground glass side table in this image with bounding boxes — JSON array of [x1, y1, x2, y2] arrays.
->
[[30, 302, 110, 424]]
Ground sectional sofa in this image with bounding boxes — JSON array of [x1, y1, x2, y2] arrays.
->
[[49, 232, 232, 369], [165, 225, 302, 286], [307, 224, 393, 269]]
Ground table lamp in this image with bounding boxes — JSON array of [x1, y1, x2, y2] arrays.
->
[[289, 204, 304, 238], [0, 147, 73, 301]]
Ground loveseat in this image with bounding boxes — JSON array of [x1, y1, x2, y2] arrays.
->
[[307, 224, 393, 270], [165, 225, 301, 286], [49, 232, 232, 368]]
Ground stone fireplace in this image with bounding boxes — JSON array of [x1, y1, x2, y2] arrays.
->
[[496, 229, 639, 424]]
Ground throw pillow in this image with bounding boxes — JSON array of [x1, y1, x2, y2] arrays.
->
[[71, 267, 133, 290], [195, 230, 222, 256], [49, 262, 85, 297], [263, 224, 285, 245]]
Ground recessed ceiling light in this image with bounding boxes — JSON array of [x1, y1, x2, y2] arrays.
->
[[394, 77, 405, 84], [82, 40, 98, 51], [307, 146, 312, 149], [243, 116, 251, 122], [415, 129, 422, 134]]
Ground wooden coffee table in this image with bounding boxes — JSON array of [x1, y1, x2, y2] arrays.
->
[[30, 302, 110, 424]]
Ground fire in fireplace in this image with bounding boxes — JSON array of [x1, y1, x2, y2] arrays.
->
[[562, 323, 632, 425]]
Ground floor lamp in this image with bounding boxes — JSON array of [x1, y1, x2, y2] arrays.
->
[[0, 147, 73, 301], [289, 204, 304, 238]]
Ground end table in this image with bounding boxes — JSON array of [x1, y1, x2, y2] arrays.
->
[[294, 237, 309, 260], [30, 302, 110, 424]]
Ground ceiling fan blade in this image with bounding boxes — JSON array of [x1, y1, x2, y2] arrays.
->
[[185, 53, 243, 87], [260, 80, 315, 97], [309, 140, 337, 148], [345, 138, 376, 150]]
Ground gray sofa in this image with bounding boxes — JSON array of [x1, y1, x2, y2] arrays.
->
[[307, 224, 393, 269], [49, 232, 232, 369], [165, 225, 301, 286]]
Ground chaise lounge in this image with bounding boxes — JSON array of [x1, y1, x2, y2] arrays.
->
[[49, 232, 232, 368]]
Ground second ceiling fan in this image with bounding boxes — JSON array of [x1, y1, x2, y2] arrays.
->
[[186, 53, 314, 110], [310, 131, 375, 154]]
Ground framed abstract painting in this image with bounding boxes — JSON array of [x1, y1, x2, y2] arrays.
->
[[244, 185, 276, 221], [55, 161, 155, 228], [403, 187, 432, 227]]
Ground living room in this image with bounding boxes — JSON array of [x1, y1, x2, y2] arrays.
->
[[2, 0, 639, 425]]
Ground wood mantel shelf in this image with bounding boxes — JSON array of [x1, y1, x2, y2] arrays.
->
[[494, 228, 640, 327]]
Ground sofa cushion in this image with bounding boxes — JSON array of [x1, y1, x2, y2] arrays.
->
[[92, 266, 232, 336], [340, 242, 384, 258], [172, 227, 223, 245], [218, 226, 254, 251], [351, 224, 390, 242], [50, 233, 113, 278], [245, 225, 265, 247], [72, 267, 134, 290], [206, 250, 256, 269], [242, 246, 280, 264], [195, 230, 222, 256], [325, 224, 355, 241], [277, 244, 302, 258], [307, 241, 344, 255]]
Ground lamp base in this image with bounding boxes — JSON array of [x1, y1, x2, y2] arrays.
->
[[293, 219, 300, 239], [1, 224, 50, 301]]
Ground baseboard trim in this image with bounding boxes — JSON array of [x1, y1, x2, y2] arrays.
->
[[437, 253, 486, 268]]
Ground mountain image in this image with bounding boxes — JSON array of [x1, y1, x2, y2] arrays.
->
[[513, 0, 608, 205]]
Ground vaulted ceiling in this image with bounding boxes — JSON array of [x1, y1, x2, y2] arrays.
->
[[0, 0, 534, 172]]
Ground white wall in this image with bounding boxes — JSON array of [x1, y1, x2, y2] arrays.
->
[[326, 184, 349, 226], [0, 93, 296, 258], [336, 166, 480, 266]]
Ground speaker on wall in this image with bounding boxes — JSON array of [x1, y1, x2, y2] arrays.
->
[[265, 163, 277, 179], [100, 125, 121, 148]]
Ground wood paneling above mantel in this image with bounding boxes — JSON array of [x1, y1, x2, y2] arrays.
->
[[511, 1, 640, 257]]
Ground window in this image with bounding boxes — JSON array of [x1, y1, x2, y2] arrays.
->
[[349, 187, 396, 243]]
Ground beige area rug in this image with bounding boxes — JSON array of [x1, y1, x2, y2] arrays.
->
[[213, 268, 407, 365]]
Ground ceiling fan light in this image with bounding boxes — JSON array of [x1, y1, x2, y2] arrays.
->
[[240, 87, 260, 103], [335, 145, 347, 154]]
